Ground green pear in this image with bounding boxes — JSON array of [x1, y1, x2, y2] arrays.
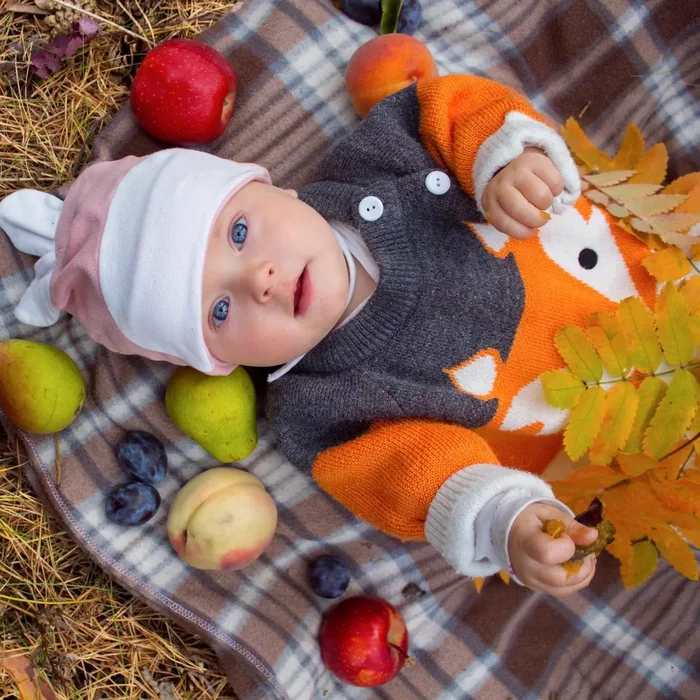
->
[[165, 366, 258, 462], [0, 339, 86, 434]]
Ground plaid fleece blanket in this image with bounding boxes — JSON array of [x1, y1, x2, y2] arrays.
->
[[2, 1, 700, 698]]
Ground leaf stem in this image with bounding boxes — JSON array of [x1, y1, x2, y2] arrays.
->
[[674, 446, 696, 479], [660, 432, 700, 463]]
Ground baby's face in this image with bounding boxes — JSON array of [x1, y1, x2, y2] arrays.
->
[[202, 181, 349, 367]]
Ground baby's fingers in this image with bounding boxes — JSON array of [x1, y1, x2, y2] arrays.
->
[[524, 529, 576, 566], [530, 555, 597, 596]]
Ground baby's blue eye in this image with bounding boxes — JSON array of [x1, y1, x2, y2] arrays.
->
[[213, 298, 229, 327], [231, 217, 248, 248]]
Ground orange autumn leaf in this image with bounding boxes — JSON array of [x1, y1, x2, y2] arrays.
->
[[641, 247, 691, 281], [648, 469, 700, 514], [551, 462, 628, 507], [616, 451, 659, 477], [543, 519, 566, 538], [674, 183, 700, 214], [627, 143, 668, 184], [661, 172, 700, 195], [611, 123, 645, 170], [649, 524, 699, 580], [562, 560, 584, 578], [560, 118, 614, 171], [680, 276, 700, 314]]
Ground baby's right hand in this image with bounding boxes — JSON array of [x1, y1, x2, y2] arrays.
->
[[508, 502, 598, 596]]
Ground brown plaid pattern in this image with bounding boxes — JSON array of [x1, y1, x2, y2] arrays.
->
[[1, 1, 699, 698]]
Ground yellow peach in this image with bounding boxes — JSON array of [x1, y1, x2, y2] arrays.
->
[[167, 467, 277, 570]]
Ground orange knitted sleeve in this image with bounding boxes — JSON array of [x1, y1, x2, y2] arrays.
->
[[311, 418, 499, 541], [416, 75, 549, 198]]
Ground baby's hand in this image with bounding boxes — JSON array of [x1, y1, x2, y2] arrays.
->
[[508, 502, 598, 597], [481, 148, 564, 239]]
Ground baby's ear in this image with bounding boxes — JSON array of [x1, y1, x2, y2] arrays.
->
[[284, 189, 298, 198]]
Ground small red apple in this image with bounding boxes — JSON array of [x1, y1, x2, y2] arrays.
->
[[130, 38, 237, 145], [319, 595, 409, 687]]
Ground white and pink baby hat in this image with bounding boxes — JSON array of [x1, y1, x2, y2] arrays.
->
[[0, 149, 270, 374]]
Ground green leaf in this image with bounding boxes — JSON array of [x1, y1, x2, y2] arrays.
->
[[554, 326, 603, 383], [618, 539, 659, 588], [564, 385, 607, 461], [541, 370, 585, 409], [380, 0, 403, 33], [643, 369, 699, 459], [617, 297, 662, 373], [655, 282, 695, 367], [585, 311, 629, 378]]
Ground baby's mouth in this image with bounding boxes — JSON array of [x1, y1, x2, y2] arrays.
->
[[293, 266, 310, 317]]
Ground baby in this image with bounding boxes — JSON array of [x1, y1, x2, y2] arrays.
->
[[1, 74, 654, 595]]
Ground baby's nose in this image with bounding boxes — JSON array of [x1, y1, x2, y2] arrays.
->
[[247, 261, 286, 304]]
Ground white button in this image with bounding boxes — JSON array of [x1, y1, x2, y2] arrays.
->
[[425, 171, 451, 195], [358, 196, 384, 222]]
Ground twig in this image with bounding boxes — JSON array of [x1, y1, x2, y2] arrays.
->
[[51, 0, 154, 47], [661, 430, 700, 463]]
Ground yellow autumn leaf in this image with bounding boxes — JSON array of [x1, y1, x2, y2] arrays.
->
[[560, 118, 614, 171], [625, 194, 688, 217], [661, 172, 700, 195], [643, 369, 699, 460], [616, 539, 659, 588], [585, 311, 629, 377], [541, 370, 586, 408], [627, 143, 668, 184], [611, 123, 645, 170], [624, 376, 667, 454], [555, 326, 603, 383], [584, 170, 635, 188], [606, 202, 630, 218], [616, 452, 659, 477], [649, 524, 699, 580], [680, 277, 700, 314], [602, 183, 662, 200], [617, 297, 662, 373], [692, 243, 700, 260], [563, 385, 609, 461], [655, 282, 695, 366], [589, 381, 639, 466], [641, 247, 691, 281]]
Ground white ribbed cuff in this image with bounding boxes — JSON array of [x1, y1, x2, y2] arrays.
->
[[473, 111, 581, 218], [425, 464, 559, 577]]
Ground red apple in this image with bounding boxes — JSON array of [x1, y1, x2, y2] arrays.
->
[[319, 595, 409, 687], [130, 38, 237, 145]]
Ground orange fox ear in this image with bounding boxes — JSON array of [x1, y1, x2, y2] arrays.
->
[[598, 206, 657, 308], [573, 195, 594, 222]]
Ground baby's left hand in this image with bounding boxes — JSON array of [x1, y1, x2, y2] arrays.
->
[[508, 502, 598, 597], [481, 147, 564, 239]]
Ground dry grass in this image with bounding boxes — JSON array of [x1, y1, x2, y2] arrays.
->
[[1, 2, 242, 697]]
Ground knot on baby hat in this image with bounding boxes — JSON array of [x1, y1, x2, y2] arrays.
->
[[0, 149, 270, 374]]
